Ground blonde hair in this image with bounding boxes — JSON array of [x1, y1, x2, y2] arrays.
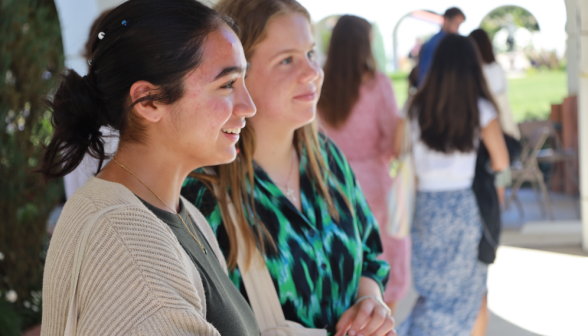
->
[[191, 0, 341, 270]]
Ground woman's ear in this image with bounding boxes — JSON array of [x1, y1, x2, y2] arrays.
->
[[129, 81, 164, 123]]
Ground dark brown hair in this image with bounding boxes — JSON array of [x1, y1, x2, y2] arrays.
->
[[318, 15, 375, 129], [409, 34, 497, 153], [444, 7, 465, 20], [83, 10, 111, 61], [37, 0, 235, 179], [469, 29, 496, 64]]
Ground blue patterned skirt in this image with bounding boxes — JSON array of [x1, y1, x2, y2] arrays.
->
[[399, 189, 488, 336]]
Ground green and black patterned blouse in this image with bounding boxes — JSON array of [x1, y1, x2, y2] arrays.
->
[[181, 136, 390, 334]]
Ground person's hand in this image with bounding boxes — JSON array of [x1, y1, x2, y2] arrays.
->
[[334, 296, 396, 336]]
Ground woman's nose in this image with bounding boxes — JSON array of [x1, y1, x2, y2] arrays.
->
[[299, 58, 321, 84], [234, 84, 256, 118]]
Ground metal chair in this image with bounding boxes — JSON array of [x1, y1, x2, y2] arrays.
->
[[506, 123, 554, 219]]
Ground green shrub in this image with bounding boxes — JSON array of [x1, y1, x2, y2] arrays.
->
[[0, 0, 64, 332]]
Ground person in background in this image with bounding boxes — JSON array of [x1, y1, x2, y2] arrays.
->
[[469, 29, 520, 140], [398, 35, 509, 336], [407, 66, 419, 97], [62, 9, 119, 200], [469, 28, 524, 336], [469, 28, 519, 206], [417, 7, 465, 86], [318, 15, 409, 315], [182, 1, 395, 335], [37, 1, 260, 335]]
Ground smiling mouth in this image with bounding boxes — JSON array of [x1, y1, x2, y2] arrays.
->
[[222, 128, 241, 135], [294, 91, 317, 100]]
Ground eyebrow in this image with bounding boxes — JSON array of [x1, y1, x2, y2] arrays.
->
[[213, 65, 248, 81], [271, 43, 316, 60]]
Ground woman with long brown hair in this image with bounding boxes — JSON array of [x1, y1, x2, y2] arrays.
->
[[317, 15, 409, 315], [397, 34, 508, 336], [181, 1, 394, 335], [468, 29, 519, 140], [38, 1, 259, 335]]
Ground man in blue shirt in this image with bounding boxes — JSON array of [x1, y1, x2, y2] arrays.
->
[[417, 7, 466, 85]]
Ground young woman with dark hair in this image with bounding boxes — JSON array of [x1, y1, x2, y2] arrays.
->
[[318, 15, 409, 315], [397, 34, 508, 336], [63, 9, 118, 200], [181, 1, 394, 335], [469, 28, 519, 140], [38, 0, 259, 335]]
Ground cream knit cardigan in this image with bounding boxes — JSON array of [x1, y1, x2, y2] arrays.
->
[[42, 177, 227, 336]]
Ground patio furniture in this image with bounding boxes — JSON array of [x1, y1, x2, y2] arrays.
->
[[506, 123, 553, 220], [548, 97, 578, 194], [506, 120, 579, 220]]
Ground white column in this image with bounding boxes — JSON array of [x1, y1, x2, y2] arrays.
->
[[567, 0, 580, 95], [54, 0, 101, 76], [579, 0, 588, 251], [55, 0, 99, 76], [96, 0, 125, 12]]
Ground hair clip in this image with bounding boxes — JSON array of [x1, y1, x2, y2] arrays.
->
[[98, 32, 105, 40], [121, 20, 129, 27], [88, 59, 93, 66]]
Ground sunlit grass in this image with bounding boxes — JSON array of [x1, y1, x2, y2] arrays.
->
[[389, 70, 568, 122], [508, 70, 568, 122]]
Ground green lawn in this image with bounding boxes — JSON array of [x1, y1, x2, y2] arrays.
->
[[390, 70, 568, 122]]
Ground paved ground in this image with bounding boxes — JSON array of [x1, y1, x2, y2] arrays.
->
[[502, 188, 581, 229], [38, 188, 587, 336], [395, 188, 587, 336]]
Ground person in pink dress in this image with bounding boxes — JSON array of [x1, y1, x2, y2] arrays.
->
[[318, 14, 409, 314]]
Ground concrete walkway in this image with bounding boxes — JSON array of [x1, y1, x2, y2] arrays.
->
[[395, 244, 587, 336], [42, 188, 586, 336], [395, 188, 587, 336]]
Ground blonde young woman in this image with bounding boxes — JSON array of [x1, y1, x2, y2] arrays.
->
[[37, 0, 259, 335], [181, 1, 395, 335]]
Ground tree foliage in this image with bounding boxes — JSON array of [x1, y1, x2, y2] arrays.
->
[[0, 0, 64, 333], [481, 5, 540, 42]]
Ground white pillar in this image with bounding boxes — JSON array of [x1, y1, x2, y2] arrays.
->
[[579, 0, 588, 251], [54, 0, 101, 76], [567, 0, 580, 95]]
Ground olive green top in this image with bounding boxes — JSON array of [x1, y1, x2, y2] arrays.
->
[[139, 197, 260, 336]]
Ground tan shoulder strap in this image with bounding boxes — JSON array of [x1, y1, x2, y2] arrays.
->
[[64, 205, 125, 336], [204, 168, 326, 335], [227, 202, 289, 331], [201, 169, 287, 331]]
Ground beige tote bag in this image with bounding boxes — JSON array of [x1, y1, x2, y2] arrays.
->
[[205, 171, 326, 336], [64, 205, 125, 336]]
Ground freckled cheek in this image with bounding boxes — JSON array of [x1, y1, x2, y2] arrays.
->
[[203, 100, 232, 129], [250, 76, 289, 108]]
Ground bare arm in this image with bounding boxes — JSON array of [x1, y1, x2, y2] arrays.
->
[[481, 119, 509, 172]]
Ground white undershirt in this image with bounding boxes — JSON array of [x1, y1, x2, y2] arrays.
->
[[411, 99, 497, 192], [63, 126, 119, 199], [483, 62, 508, 96]]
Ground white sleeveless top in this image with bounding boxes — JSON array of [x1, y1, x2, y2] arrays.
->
[[411, 99, 497, 192]]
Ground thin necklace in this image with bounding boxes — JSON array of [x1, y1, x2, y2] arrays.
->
[[277, 150, 298, 203], [111, 157, 207, 254]]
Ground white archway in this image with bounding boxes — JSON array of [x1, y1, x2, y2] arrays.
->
[[298, 0, 567, 70], [391, 10, 442, 70], [52, 0, 587, 250]]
